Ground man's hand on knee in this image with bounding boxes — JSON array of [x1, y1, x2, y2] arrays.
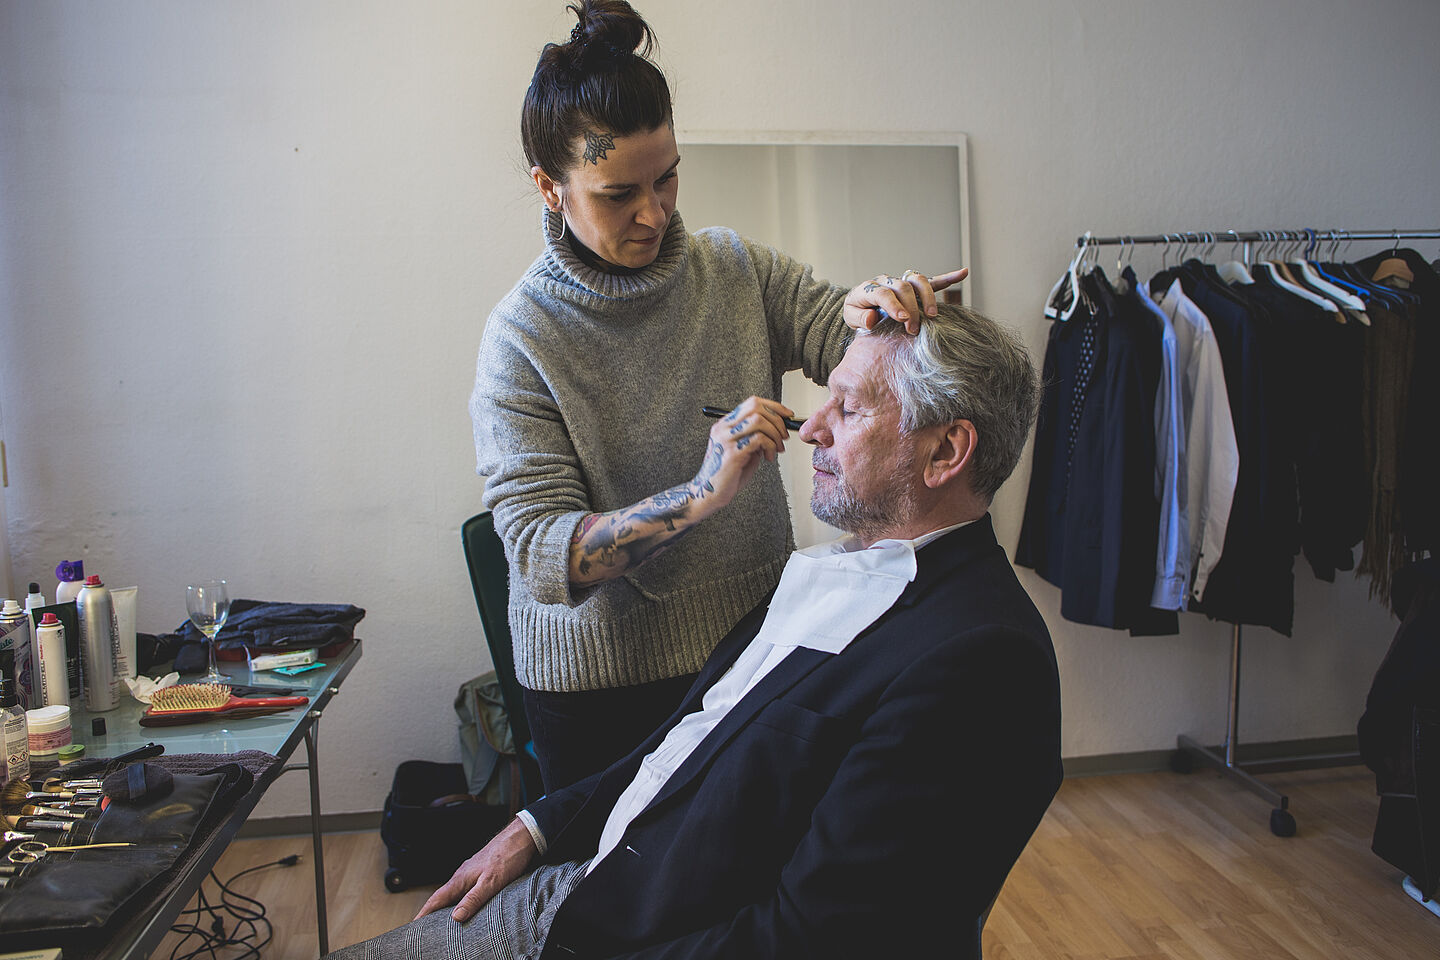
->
[[415, 817, 540, 923]]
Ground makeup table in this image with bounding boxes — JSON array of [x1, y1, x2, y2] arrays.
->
[[56, 638, 362, 959]]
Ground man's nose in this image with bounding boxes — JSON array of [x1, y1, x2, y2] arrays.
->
[[798, 412, 824, 446]]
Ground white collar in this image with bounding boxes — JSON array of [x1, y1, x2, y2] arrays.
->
[[757, 519, 976, 655]]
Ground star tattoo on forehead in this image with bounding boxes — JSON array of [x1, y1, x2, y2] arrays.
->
[[583, 129, 616, 165]]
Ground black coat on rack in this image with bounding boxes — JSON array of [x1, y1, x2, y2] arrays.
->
[[1359, 557, 1440, 898]]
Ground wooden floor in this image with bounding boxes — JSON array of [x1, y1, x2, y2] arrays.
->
[[155, 765, 1439, 959]]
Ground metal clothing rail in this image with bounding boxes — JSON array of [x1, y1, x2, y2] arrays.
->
[[1066, 226, 1440, 837], [1073, 228, 1440, 247]]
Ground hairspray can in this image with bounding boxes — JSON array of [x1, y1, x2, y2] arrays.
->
[[0, 600, 33, 709], [56, 560, 85, 605], [34, 613, 70, 708], [76, 575, 119, 712]]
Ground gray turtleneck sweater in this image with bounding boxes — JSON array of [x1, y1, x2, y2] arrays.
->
[[471, 208, 849, 692]]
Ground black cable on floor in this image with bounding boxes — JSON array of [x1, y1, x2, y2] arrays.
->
[[167, 853, 301, 960]]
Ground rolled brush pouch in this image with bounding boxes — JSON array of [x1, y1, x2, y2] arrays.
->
[[0, 759, 254, 952]]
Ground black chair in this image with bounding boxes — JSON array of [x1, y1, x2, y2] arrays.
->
[[461, 511, 544, 804]]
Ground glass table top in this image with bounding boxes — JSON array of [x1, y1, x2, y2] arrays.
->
[[57, 640, 361, 764]]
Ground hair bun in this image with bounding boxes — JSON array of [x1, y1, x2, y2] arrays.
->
[[565, 1, 651, 60]]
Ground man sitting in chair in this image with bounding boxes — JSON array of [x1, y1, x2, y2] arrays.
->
[[331, 302, 1061, 959]]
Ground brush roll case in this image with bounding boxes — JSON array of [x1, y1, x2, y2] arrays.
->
[[0, 760, 252, 951]]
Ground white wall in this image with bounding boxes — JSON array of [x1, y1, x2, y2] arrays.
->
[[1, 0, 1437, 818]]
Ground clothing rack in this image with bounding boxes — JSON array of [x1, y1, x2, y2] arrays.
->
[[1068, 226, 1440, 837], [1073, 228, 1440, 250]]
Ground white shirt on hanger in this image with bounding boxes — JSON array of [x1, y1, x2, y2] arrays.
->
[[1156, 278, 1239, 607]]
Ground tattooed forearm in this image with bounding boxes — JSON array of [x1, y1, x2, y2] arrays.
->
[[569, 475, 715, 586], [694, 441, 723, 493]]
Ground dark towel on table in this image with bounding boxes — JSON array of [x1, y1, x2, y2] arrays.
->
[[142, 600, 365, 673]]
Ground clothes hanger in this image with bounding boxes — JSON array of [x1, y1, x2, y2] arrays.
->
[[1325, 230, 1404, 312], [1254, 231, 1341, 313], [1045, 230, 1091, 321], [1176, 232, 1211, 284], [1311, 229, 1371, 300], [1313, 245, 1373, 307], [1290, 228, 1368, 318], [1149, 234, 1179, 296], [1113, 236, 1136, 293], [1373, 229, 1417, 288], [1216, 229, 1254, 284]]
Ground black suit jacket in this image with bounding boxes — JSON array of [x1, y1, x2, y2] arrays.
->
[[528, 514, 1063, 959]]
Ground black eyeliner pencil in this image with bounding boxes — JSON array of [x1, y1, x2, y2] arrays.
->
[[701, 406, 806, 432]]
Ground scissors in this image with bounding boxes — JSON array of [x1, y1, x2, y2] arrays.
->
[[5, 837, 134, 863]]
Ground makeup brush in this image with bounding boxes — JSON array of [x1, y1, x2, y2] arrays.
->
[[24, 790, 100, 802], [7, 819, 78, 836], [18, 804, 90, 820], [0, 778, 36, 818], [39, 780, 104, 795], [139, 683, 308, 726]]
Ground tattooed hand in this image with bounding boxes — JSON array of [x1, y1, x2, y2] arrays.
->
[[691, 396, 793, 510], [567, 396, 795, 586], [843, 267, 969, 335]]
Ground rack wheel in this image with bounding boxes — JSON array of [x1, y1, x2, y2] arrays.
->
[[385, 868, 408, 893], [1270, 808, 1297, 837], [1168, 749, 1194, 774]]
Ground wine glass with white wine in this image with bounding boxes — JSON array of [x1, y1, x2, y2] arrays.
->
[[185, 579, 231, 684]]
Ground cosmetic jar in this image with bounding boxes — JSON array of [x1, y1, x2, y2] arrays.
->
[[26, 704, 73, 757]]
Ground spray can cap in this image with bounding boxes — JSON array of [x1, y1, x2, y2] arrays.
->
[[39, 613, 60, 626], [0, 600, 19, 616], [56, 560, 84, 582], [84, 575, 103, 587]]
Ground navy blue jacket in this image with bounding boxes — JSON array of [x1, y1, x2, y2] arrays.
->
[[527, 514, 1063, 959]]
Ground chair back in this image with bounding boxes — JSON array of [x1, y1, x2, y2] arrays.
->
[[461, 511, 543, 802]]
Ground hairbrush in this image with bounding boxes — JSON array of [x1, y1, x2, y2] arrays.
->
[[138, 683, 309, 726]]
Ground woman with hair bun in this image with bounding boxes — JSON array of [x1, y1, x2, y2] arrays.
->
[[470, 0, 965, 792]]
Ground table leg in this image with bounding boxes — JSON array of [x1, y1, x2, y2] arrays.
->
[[305, 722, 330, 955]]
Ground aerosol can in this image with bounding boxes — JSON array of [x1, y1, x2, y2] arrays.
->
[[0, 600, 33, 708], [34, 613, 70, 709], [76, 575, 119, 712]]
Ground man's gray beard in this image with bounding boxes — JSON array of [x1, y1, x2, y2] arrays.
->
[[809, 452, 917, 540]]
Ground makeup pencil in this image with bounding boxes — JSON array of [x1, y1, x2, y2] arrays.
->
[[701, 406, 806, 432]]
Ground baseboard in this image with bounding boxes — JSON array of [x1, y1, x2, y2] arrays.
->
[[1063, 734, 1362, 778], [238, 735, 1364, 836], [238, 810, 381, 838]]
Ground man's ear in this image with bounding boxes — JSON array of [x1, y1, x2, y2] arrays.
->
[[532, 165, 562, 211], [923, 419, 978, 489]]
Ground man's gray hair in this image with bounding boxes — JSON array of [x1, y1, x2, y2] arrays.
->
[[859, 303, 1039, 501]]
